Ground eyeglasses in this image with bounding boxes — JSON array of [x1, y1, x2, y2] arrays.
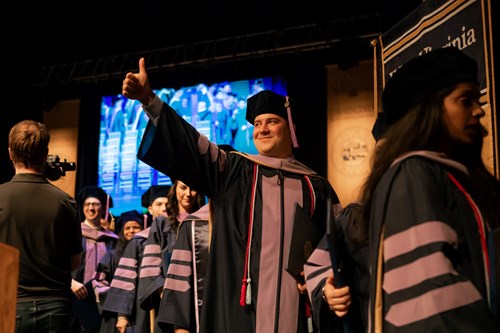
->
[[84, 202, 102, 208]]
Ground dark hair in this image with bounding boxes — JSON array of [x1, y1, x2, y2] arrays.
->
[[8, 120, 50, 169], [355, 84, 481, 243], [166, 180, 204, 231]]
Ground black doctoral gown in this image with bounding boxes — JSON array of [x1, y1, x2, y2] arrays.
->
[[137, 98, 341, 333]]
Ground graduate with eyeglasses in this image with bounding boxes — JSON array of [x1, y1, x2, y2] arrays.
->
[[70, 186, 118, 333]]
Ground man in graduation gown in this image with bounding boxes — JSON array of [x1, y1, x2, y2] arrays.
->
[[122, 58, 350, 333], [71, 186, 118, 333]]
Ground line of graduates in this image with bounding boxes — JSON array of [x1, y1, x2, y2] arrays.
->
[[69, 184, 166, 332], [73, 181, 205, 333]]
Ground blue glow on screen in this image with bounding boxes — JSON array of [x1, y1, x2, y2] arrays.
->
[[98, 76, 287, 215]]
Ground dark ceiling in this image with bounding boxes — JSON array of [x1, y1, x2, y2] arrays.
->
[[8, 1, 423, 69], [2, 0, 427, 110]]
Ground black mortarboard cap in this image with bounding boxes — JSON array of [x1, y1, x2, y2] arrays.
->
[[245, 90, 299, 148], [141, 185, 171, 208], [246, 90, 288, 124], [76, 186, 112, 221], [382, 47, 478, 126], [77, 186, 109, 207], [114, 210, 144, 234]]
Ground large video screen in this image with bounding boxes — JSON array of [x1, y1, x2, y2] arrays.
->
[[98, 76, 287, 215]]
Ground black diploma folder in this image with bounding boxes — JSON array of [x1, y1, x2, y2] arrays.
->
[[326, 197, 345, 287], [285, 202, 324, 283]]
